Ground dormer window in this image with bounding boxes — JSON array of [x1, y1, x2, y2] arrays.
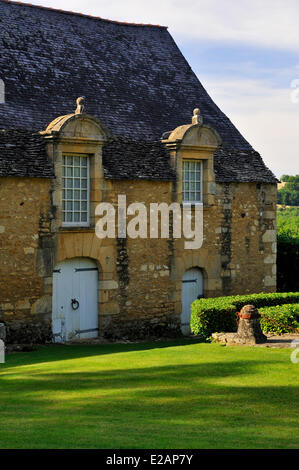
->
[[183, 160, 202, 203], [62, 154, 90, 226]]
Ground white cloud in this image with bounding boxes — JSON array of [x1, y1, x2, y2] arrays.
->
[[201, 76, 299, 177], [22, 0, 299, 51]]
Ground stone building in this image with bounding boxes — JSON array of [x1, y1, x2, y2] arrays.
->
[[0, 1, 278, 343]]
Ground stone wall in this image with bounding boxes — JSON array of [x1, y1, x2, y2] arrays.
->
[[99, 179, 178, 338], [0, 177, 53, 342], [0, 175, 277, 343], [228, 182, 277, 294], [74, 178, 276, 338]]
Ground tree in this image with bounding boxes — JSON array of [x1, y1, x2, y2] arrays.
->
[[278, 175, 299, 206], [281, 175, 290, 182]]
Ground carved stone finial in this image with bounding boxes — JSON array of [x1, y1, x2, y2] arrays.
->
[[192, 107, 203, 125], [75, 96, 85, 115]]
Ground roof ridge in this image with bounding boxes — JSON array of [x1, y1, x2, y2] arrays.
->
[[1, 0, 168, 28]]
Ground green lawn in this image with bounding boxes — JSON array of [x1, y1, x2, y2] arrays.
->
[[0, 340, 298, 449]]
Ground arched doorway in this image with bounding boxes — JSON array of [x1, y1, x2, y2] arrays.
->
[[52, 258, 99, 342], [181, 268, 204, 335]]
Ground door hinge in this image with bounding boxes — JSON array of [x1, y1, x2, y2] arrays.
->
[[75, 268, 98, 272], [75, 328, 99, 335]]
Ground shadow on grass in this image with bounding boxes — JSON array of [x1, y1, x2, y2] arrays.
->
[[0, 358, 298, 449], [0, 360, 267, 388], [2, 338, 203, 369]]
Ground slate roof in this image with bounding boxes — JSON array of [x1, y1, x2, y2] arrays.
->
[[214, 147, 278, 183], [102, 138, 176, 181], [0, 129, 54, 178], [0, 0, 277, 183]]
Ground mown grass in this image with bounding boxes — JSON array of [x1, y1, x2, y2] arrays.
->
[[0, 340, 298, 449]]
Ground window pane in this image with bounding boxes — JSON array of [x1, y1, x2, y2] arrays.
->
[[183, 160, 202, 202], [62, 155, 89, 225]]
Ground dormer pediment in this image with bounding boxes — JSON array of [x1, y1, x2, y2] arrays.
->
[[41, 112, 110, 144], [162, 108, 222, 151]]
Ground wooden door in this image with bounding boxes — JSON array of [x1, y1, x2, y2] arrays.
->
[[181, 268, 203, 335], [52, 258, 98, 342]]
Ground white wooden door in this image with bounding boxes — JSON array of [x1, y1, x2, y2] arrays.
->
[[181, 268, 203, 335], [52, 258, 98, 342]]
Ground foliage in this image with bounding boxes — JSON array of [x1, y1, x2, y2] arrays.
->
[[277, 175, 299, 206], [277, 207, 299, 244], [190, 292, 299, 339], [259, 303, 299, 335], [277, 206, 299, 219], [190, 298, 237, 339], [276, 207, 299, 291]]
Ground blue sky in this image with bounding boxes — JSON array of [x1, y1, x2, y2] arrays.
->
[[20, 0, 299, 178]]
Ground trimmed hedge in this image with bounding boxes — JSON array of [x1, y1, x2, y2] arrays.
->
[[260, 304, 299, 335], [190, 292, 299, 339]]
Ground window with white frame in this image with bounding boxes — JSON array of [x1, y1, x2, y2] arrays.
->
[[62, 155, 89, 226], [183, 160, 202, 202]]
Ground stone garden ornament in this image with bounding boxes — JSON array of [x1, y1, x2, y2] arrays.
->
[[212, 305, 267, 346]]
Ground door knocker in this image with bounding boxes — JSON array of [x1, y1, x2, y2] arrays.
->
[[71, 299, 80, 310]]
